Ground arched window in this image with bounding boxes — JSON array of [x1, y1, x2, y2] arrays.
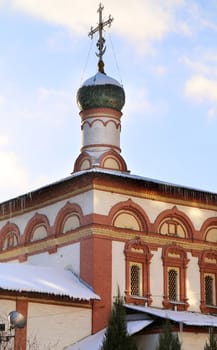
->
[[205, 274, 215, 306], [130, 263, 142, 296], [155, 207, 194, 240], [31, 225, 48, 242], [159, 218, 186, 238], [54, 202, 82, 235], [2, 232, 18, 250], [109, 199, 149, 233], [162, 246, 189, 310], [205, 227, 217, 242], [24, 213, 50, 244], [114, 211, 141, 231], [199, 251, 217, 313], [0, 223, 20, 251], [62, 214, 80, 233], [124, 238, 152, 305], [168, 268, 179, 301]]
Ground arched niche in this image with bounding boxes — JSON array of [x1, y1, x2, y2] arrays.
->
[[154, 206, 194, 239], [54, 202, 83, 235], [109, 199, 150, 232], [0, 222, 20, 251], [24, 213, 50, 243]]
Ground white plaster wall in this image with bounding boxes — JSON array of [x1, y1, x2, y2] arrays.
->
[[27, 303, 92, 349], [181, 331, 209, 350], [186, 253, 201, 311], [93, 189, 217, 230], [176, 205, 217, 231], [134, 331, 209, 350], [2, 186, 217, 239], [0, 190, 94, 235], [27, 242, 80, 275], [112, 241, 125, 300], [134, 333, 159, 350], [0, 299, 16, 327], [83, 120, 120, 148], [150, 248, 164, 308]]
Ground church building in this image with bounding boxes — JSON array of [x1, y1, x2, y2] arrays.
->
[[0, 4, 217, 350]]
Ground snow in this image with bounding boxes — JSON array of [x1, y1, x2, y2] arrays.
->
[[2, 166, 216, 210], [64, 320, 153, 350], [82, 72, 122, 87], [127, 320, 153, 335], [65, 305, 217, 349], [0, 263, 100, 301], [64, 329, 104, 350], [125, 305, 217, 327]]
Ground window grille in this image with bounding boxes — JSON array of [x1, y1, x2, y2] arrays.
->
[[205, 275, 214, 305], [168, 269, 178, 301], [130, 264, 141, 296]]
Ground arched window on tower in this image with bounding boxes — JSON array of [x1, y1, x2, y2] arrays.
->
[[124, 238, 152, 305]]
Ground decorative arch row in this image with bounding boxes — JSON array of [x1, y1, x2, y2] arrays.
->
[[0, 199, 217, 252], [0, 202, 83, 251], [109, 199, 217, 242], [125, 238, 217, 313]]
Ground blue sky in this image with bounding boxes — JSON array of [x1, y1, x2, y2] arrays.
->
[[0, 0, 217, 201]]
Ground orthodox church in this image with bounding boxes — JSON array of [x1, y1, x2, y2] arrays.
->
[[0, 4, 217, 350]]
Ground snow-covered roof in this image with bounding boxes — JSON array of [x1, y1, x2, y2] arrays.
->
[[125, 305, 217, 327], [82, 72, 122, 87], [1, 166, 217, 212], [64, 320, 153, 350], [0, 263, 100, 301]]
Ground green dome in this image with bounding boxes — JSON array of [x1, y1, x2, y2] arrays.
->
[[77, 72, 125, 112]]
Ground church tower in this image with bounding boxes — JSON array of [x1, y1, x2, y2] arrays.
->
[[73, 4, 128, 173]]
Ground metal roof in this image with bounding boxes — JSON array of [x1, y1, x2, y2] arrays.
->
[[65, 320, 153, 350], [125, 304, 217, 327]]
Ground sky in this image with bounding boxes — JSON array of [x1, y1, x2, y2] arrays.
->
[[0, 0, 217, 202]]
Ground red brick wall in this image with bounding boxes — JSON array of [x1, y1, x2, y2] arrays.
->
[[80, 236, 112, 333], [14, 299, 28, 350]]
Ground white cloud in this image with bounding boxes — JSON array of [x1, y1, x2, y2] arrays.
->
[[0, 135, 9, 146], [181, 57, 210, 75], [14, 87, 74, 127], [37, 87, 71, 102], [181, 56, 217, 77], [0, 95, 6, 104], [7, 0, 186, 52], [124, 84, 168, 122], [152, 65, 168, 77], [185, 75, 217, 103], [207, 108, 217, 122], [124, 85, 154, 117], [0, 150, 49, 201]]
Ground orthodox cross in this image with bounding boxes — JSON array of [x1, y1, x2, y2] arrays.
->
[[88, 3, 113, 72]]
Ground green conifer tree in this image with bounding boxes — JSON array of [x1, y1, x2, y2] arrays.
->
[[100, 288, 137, 350], [204, 328, 217, 350], [156, 319, 181, 350]]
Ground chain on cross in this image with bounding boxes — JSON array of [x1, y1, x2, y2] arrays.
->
[[88, 3, 113, 72]]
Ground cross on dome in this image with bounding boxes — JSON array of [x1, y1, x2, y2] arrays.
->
[[88, 3, 113, 73]]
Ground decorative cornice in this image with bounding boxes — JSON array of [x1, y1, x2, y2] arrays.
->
[[0, 224, 216, 262]]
